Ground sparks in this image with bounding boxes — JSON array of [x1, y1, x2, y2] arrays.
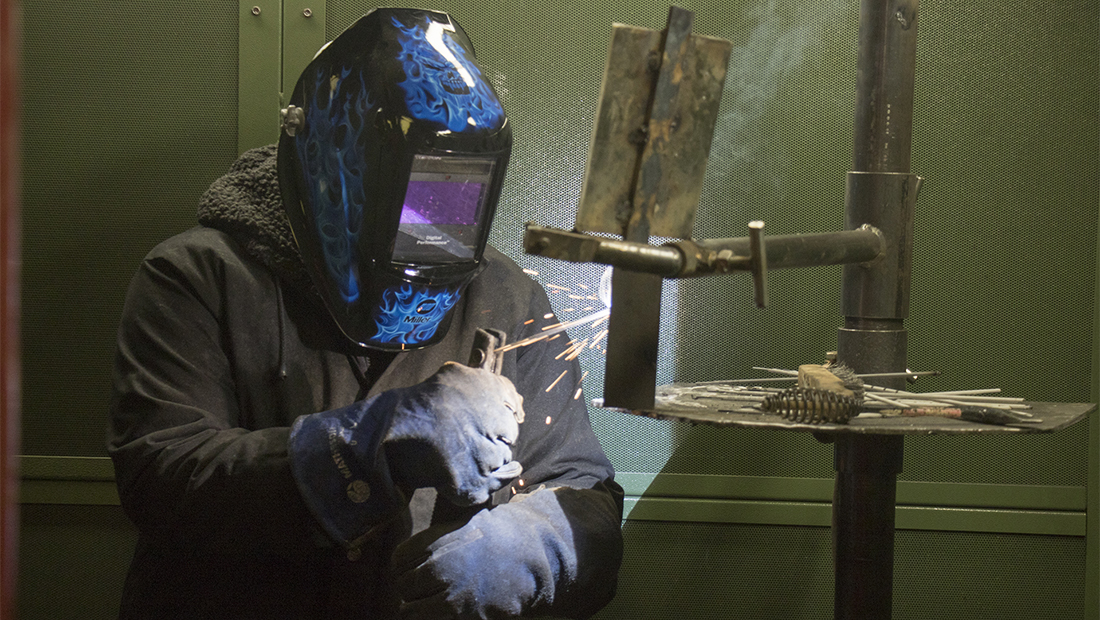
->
[[545, 370, 568, 392], [555, 338, 588, 361], [497, 309, 610, 353], [591, 329, 609, 345], [523, 268, 539, 276]]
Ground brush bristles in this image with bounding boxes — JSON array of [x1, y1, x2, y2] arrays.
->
[[826, 363, 866, 399]]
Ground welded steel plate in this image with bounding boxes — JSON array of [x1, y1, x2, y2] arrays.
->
[[602, 383, 1094, 435], [575, 24, 732, 239]]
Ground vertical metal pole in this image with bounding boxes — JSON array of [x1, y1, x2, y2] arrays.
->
[[834, 1, 920, 619]]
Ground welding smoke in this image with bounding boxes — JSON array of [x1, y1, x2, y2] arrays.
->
[[711, 0, 851, 180]]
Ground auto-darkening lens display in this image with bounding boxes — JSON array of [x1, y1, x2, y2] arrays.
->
[[393, 155, 494, 263], [400, 180, 482, 225]]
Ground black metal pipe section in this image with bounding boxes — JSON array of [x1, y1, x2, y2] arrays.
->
[[842, 172, 921, 320], [524, 223, 884, 278], [853, 0, 919, 173], [834, 1, 920, 619], [699, 226, 884, 272], [833, 432, 905, 620]]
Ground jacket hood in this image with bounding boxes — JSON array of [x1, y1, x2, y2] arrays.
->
[[197, 145, 314, 294]]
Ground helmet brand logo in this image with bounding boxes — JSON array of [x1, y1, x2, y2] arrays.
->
[[373, 284, 460, 345]]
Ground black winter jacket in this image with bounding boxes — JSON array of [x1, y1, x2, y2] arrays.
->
[[107, 146, 623, 619]]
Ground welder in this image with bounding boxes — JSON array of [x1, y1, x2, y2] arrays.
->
[[107, 8, 623, 619]]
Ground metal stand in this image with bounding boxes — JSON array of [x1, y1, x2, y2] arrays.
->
[[522, 3, 1098, 618], [833, 2, 920, 617]]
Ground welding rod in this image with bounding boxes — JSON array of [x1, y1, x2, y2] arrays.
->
[[747, 368, 940, 380]]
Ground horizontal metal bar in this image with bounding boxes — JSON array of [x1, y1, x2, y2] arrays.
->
[[524, 224, 685, 276], [524, 223, 883, 278], [699, 225, 884, 270], [20, 480, 120, 506], [624, 497, 832, 526], [18, 459, 1086, 515], [615, 472, 1086, 511], [20, 455, 115, 481], [623, 497, 1085, 536]]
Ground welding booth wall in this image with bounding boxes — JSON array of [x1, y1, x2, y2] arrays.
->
[[15, 1, 1099, 618]]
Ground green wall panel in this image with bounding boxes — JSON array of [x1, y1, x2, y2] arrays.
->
[[18, 505, 136, 620], [19, 0, 240, 457], [595, 522, 1086, 620]]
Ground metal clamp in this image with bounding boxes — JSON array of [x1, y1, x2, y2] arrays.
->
[[468, 328, 507, 375], [280, 105, 305, 137]]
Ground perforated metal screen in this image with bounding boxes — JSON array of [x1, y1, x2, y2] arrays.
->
[[595, 522, 1086, 619], [19, 0, 240, 456], [327, 0, 1097, 486]]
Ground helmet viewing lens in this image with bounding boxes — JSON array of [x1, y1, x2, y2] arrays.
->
[[394, 154, 496, 264]]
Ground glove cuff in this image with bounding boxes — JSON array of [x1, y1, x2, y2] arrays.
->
[[288, 395, 404, 548]]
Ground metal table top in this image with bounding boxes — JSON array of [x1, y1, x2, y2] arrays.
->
[[604, 382, 1095, 435]]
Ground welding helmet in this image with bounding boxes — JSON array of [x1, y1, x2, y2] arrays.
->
[[277, 8, 511, 350]]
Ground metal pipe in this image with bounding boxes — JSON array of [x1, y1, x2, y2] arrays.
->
[[834, 1, 921, 619], [524, 223, 885, 278], [700, 226, 884, 271], [852, 0, 919, 173]]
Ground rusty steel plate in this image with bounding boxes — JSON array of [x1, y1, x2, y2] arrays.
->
[[576, 23, 732, 240]]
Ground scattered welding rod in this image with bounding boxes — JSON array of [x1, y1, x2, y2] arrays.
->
[[875, 406, 1041, 426], [724, 370, 939, 385], [752, 364, 941, 380], [863, 385, 1032, 413]]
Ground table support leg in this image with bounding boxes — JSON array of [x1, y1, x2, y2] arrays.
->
[[834, 434, 904, 620]]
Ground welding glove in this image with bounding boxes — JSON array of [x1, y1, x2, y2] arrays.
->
[[288, 362, 524, 547], [392, 485, 623, 620]]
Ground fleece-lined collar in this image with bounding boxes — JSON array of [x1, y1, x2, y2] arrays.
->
[[197, 144, 314, 294]]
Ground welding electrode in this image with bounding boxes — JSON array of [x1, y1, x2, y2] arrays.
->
[[879, 406, 1040, 426]]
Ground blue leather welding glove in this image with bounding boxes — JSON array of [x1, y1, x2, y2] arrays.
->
[[288, 362, 523, 548], [392, 485, 622, 620], [384, 362, 524, 506]]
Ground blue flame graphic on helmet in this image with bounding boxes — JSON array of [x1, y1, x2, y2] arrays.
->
[[297, 65, 375, 302], [392, 17, 504, 133], [373, 284, 461, 345]]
